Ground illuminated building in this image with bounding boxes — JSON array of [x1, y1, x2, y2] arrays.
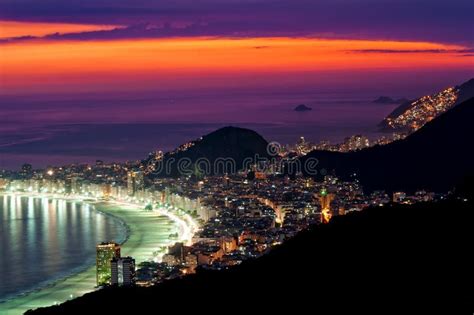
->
[[145, 150, 164, 174], [111, 256, 136, 287], [162, 254, 182, 266], [197, 246, 224, 265], [127, 170, 144, 196], [338, 207, 346, 216], [221, 237, 238, 253], [20, 163, 33, 178], [70, 176, 82, 194], [162, 242, 186, 266], [160, 190, 166, 203], [296, 136, 312, 155], [393, 192, 407, 203], [0, 178, 8, 190], [342, 135, 370, 152], [96, 242, 121, 286], [65, 176, 83, 195], [316, 140, 332, 151], [102, 183, 112, 198], [185, 254, 198, 270], [317, 188, 335, 224]]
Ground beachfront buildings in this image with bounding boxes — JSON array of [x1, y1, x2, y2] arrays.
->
[[96, 242, 121, 286], [111, 257, 136, 287], [127, 170, 144, 197]]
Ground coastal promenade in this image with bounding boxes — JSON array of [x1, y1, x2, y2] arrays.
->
[[0, 193, 199, 315]]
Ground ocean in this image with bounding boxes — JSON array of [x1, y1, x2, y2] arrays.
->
[[0, 195, 127, 302], [0, 87, 403, 170]]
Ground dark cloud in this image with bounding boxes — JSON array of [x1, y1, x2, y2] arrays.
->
[[347, 48, 474, 55], [349, 49, 457, 54], [458, 49, 474, 53], [0, 23, 296, 44], [0, 0, 473, 45]]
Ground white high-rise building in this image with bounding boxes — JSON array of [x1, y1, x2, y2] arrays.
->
[[111, 256, 136, 286]]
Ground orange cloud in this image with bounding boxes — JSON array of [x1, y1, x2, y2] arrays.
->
[[1, 37, 472, 92]]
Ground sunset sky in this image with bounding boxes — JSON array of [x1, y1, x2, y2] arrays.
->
[[0, 0, 474, 169], [0, 0, 473, 94]]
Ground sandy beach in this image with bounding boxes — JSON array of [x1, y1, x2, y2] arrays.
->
[[0, 199, 182, 315]]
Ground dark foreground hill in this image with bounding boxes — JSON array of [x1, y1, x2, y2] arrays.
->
[[301, 97, 474, 193], [146, 126, 270, 177], [28, 194, 473, 314], [457, 78, 474, 104]]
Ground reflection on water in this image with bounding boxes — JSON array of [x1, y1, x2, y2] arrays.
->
[[0, 195, 126, 301]]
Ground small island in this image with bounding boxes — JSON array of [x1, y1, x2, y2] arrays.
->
[[373, 96, 409, 104], [294, 104, 312, 112]]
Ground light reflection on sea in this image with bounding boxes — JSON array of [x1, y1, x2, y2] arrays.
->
[[0, 195, 127, 302]]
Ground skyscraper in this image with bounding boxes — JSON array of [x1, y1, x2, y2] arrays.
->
[[96, 242, 121, 286], [111, 256, 136, 287], [127, 170, 144, 197]]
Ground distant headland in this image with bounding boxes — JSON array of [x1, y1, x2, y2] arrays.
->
[[373, 96, 409, 104]]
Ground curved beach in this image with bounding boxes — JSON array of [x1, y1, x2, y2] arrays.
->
[[0, 198, 187, 315]]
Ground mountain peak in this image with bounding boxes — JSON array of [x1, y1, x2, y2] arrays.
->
[[147, 126, 270, 177], [207, 126, 259, 135]]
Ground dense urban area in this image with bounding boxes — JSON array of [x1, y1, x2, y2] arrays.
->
[[0, 149, 445, 288]]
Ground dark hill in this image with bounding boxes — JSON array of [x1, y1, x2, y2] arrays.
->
[[301, 97, 474, 193], [148, 126, 270, 177], [28, 197, 473, 314], [456, 78, 474, 104]]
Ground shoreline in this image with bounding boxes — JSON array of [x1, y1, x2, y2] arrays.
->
[[0, 193, 198, 315], [93, 204, 131, 246]]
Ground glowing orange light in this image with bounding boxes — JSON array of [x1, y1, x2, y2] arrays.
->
[[0, 37, 472, 91]]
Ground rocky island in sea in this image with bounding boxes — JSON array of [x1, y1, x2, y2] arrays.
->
[[294, 104, 312, 112]]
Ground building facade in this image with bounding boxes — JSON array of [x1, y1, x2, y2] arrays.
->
[[111, 256, 136, 286], [96, 242, 121, 286]]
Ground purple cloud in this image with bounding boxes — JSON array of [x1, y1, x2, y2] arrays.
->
[[0, 0, 473, 45]]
